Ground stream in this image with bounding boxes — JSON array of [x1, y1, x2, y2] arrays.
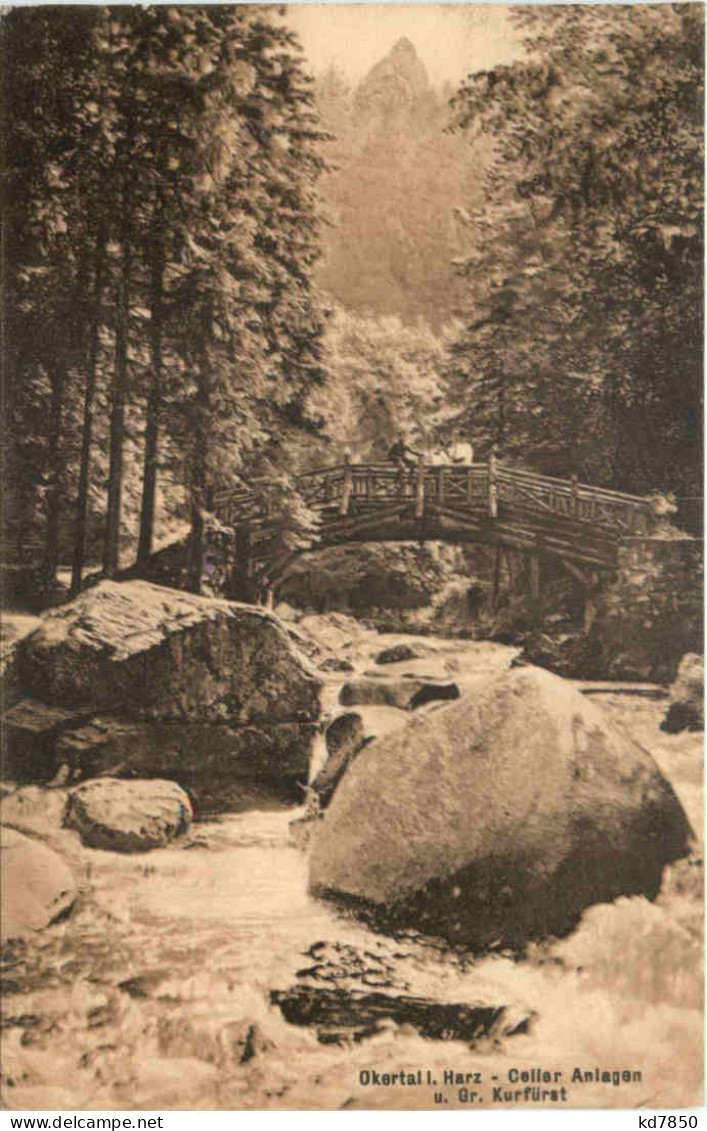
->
[[1, 621, 703, 1111]]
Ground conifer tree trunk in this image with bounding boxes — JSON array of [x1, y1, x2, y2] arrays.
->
[[104, 174, 132, 577], [188, 497, 205, 595], [136, 219, 165, 570], [41, 357, 67, 593], [71, 221, 107, 595], [187, 344, 210, 595], [496, 368, 507, 447]]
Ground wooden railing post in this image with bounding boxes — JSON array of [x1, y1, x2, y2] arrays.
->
[[414, 453, 425, 519], [571, 474, 579, 518], [488, 450, 498, 518], [339, 453, 352, 516]]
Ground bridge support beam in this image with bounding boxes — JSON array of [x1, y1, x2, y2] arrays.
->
[[229, 523, 256, 603], [560, 557, 605, 633], [570, 474, 580, 517], [414, 454, 425, 519], [529, 552, 541, 602], [488, 451, 498, 518], [339, 454, 353, 517]]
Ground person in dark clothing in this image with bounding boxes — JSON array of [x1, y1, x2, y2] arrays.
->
[[387, 431, 421, 497], [387, 431, 420, 474]]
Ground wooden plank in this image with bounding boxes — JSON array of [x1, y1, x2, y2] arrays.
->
[[417, 504, 617, 566], [497, 464, 649, 504], [321, 503, 411, 541], [498, 479, 645, 527], [487, 524, 617, 568], [573, 681, 667, 698], [429, 502, 490, 526], [499, 501, 621, 543]]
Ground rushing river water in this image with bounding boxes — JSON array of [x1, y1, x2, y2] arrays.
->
[[1, 625, 703, 1111]]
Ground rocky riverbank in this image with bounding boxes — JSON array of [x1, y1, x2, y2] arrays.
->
[[1, 600, 703, 1110]]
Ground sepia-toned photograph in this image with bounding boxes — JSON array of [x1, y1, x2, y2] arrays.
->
[[1, 0, 704, 1113]]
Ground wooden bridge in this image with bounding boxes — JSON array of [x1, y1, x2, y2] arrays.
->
[[213, 456, 659, 616]]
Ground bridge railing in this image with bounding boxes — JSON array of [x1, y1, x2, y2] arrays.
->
[[422, 464, 489, 505], [496, 466, 652, 535], [298, 461, 490, 505], [214, 459, 655, 537]]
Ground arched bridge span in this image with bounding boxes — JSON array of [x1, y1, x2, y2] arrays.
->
[[213, 457, 658, 611]]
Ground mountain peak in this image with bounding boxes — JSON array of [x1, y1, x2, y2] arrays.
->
[[354, 37, 430, 117], [391, 36, 417, 57]]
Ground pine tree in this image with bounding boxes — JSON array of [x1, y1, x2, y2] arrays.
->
[[3, 8, 108, 592], [4, 5, 331, 601], [447, 5, 704, 503]]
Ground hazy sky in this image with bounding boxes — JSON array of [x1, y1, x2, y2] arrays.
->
[[284, 4, 525, 88]]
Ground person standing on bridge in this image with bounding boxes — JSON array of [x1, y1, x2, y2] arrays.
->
[[449, 431, 474, 466]]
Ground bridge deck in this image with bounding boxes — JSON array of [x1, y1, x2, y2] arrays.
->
[[210, 459, 662, 594], [214, 459, 654, 568]]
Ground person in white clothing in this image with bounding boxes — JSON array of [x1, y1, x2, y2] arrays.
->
[[449, 433, 474, 465]]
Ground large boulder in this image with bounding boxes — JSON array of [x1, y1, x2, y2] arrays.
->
[[1, 785, 69, 838], [2, 699, 90, 781], [65, 778, 192, 852], [662, 653, 704, 734], [1, 827, 77, 941], [14, 580, 321, 724], [6, 581, 322, 805], [55, 718, 315, 811], [310, 666, 692, 949]]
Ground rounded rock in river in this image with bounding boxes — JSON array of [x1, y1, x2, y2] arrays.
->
[[309, 665, 693, 949]]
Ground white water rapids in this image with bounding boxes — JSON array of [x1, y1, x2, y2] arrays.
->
[[1, 627, 702, 1110]]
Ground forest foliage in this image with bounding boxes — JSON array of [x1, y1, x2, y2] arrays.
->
[[445, 4, 704, 514], [3, 5, 703, 609], [311, 10, 702, 519], [3, 5, 329, 595]]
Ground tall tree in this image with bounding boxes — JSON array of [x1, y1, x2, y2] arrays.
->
[[165, 7, 329, 592], [3, 8, 107, 592], [447, 4, 704, 508], [5, 5, 331, 601], [70, 218, 108, 594]]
